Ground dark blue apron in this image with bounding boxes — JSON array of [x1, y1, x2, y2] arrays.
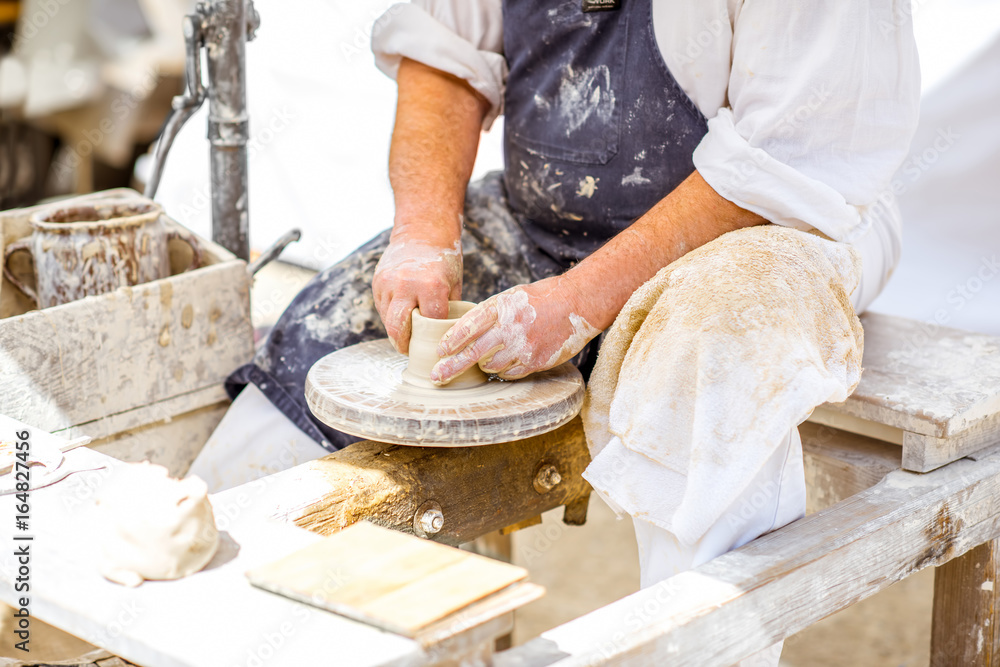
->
[[502, 0, 707, 265]]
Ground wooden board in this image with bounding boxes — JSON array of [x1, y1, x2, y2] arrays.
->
[[0, 190, 254, 436], [86, 400, 228, 477], [816, 312, 1000, 437], [305, 339, 585, 446], [495, 444, 1000, 666], [932, 538, 1000, 665], [800, 421, 901, 514], [254, 417, 592, 547], [0, 437, 508, 667], [807, 312, 1000, 472], [246, 522, 534, 637]]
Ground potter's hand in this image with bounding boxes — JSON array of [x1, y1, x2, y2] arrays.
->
[[373, 234, 462, 354], [431, 277, 601, 383]]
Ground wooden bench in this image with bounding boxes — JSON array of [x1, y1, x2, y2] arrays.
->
[[5, 311, 998, 665], [255, 311, 1000, 665]]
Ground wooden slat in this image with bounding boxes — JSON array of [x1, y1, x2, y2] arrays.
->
[[52, 384, 227, 441], [806, 405, 904, 445], [495, 447, 1000, 666], [902, 411, 1000, 472], [800, 421, 901, 513], [85, 400, 228, 476], [1, 191, 253, 436], [246, 417, 592, 546], [0, 260, 252, 432], [246, 522, 532, 637], [932, 538, 1000, 666], [820, 312, 1000, 439]]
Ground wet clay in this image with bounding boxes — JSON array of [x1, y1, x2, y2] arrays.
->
[[97, 462, 219, 587], [403, 301, 488, 390]]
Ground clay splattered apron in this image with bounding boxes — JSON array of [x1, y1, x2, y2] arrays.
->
[[502, 0, 707, 265], [225, 0, 707, 450]]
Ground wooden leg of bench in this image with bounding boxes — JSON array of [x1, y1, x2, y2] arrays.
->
[[932, 538, 1000, 666]]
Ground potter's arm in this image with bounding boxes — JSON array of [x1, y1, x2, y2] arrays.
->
[[560, 171, 766, 331], [372, 58, 491, 353], [434, 172, 767, 382]]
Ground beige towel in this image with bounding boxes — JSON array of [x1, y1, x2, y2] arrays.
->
[[582, 225, 864, 545]]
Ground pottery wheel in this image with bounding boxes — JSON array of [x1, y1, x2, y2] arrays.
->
[[305, 339, 585, 446]]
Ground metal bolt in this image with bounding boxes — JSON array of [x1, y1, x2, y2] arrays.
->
[[533, 464, 562, 494], [419, 509, 444, 535]]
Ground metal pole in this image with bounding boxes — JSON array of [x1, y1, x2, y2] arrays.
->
[[205, 0, 251, 260]]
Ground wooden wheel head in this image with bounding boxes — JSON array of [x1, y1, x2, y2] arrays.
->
[[305, 340, 585, 446]]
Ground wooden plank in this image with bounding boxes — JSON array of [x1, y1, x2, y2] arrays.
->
[[494, 447, 1000, 666], [808, 400, 1000, 474], [932, 538, 1000, 666], [820, 312, 1000, 439], [246, 522, 533, 637], [1, 190, 253, 436], [52, 384, 227, 442], [247, 417, 592, 547], [902, 411, 1000, 472], [806, 405, 904, 445], [85, 400, 228, 476], [0, 444, 427, 667], [0, 417, 526, 667], [0, 259, 252, 432], [800, 421, 901, 513]]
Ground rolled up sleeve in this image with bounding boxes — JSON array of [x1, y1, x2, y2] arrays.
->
[[693, 0, 921, 242], [371, 1, 506, 130]]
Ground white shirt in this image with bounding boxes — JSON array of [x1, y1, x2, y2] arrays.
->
[[371, 1, 920, 244]]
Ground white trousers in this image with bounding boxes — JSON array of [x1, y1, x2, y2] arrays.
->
[[632, 426, 805, 667]]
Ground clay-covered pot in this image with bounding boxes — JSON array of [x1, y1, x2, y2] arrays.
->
[[2, 197, 201, 308]]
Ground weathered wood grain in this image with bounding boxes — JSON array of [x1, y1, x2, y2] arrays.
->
[[224, 417, 592, 547], [0, 194, 254, 435], [819, 312, 1000, 438], [800, 421, 901, 514], [806, 405, 904, 445], [246, 522, 536, 637], [903, 411, 1000, 473], [85, 400, 228, 476], [932, 538, 1000, 666], [495, 448, 1000, 667]]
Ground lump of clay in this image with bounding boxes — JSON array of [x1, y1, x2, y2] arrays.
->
[[97, 462, 219, 587]]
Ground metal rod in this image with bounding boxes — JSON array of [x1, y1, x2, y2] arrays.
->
[[144, 14, 207, 200], [205, 0, 251, 260]]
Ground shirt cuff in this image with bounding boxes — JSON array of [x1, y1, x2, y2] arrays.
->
[[371, 4, 507, 131], [693, 108, 869, 244]]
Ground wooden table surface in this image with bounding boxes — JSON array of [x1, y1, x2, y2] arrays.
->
[[0, 441, 427, 667]]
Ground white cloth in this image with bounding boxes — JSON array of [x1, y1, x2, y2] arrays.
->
[[633, 426, 805, 667], [581, 226, 866, 546], [371, 0, 921, 244]]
